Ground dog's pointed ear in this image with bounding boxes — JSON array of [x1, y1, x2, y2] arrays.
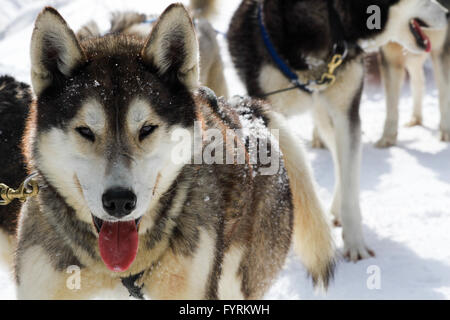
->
[[141, 4, 199, 89], [30, 7, 87, 95]]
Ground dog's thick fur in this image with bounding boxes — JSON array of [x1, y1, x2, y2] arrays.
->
[[0, 76, 31, 265], [376, 0, 450, 147], [77, 7, 228, 99], [0, 76, 31, 235], [227, 0, 448, 261], [6, 4, 334, 299]]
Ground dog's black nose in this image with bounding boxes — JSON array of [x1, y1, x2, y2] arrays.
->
[[102, 188, 137, 218]]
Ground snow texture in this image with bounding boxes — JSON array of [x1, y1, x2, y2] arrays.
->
[[0, 0, 449, 300]]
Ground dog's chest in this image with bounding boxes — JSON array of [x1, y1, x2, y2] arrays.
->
[[258, 64, 316, 116], [258, 59, 364, 116]]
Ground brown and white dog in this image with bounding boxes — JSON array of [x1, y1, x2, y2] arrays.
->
[[0, 4, 335, 299]]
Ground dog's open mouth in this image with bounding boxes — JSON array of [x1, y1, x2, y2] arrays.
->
[[409, 19, 431, 52], [92, 215, 142, 272]]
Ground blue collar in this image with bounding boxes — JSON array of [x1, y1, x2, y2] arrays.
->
[[257, 4, 313, 94]]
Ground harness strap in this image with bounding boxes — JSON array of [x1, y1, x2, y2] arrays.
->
[[257, 1, 351, 97], [257, 4, 313, 94], [121, 271, 145, 300]]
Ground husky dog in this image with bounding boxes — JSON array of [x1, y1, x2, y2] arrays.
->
[[0, 76, 31, 265], [376, 0, 450, 147], [77, 7, 228, 99], [9, 4, 334, 299], [227, 0, 448, 261]]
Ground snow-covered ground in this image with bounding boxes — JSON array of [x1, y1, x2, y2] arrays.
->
[[1, 0, 449, 300]]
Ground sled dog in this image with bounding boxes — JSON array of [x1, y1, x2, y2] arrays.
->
[[8, 4, 334, 299], [376, 0, 450, 147], [227, 0, 448, 260]]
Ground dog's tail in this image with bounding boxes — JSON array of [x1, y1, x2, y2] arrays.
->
[[190, 0, 218, 19], [109, 11, 147, 34], [267, 111, 335, 289]]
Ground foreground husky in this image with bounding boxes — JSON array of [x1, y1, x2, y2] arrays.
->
[[8, 4, 334, 299], [376, 0, 450, 147], [227, 0, 448, 261]]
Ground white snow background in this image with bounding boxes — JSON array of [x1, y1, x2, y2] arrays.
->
[[0, 0, 449, 300]]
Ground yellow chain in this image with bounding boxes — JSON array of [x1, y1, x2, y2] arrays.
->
[[0, 175, 39, 206], [319, 54, 344, 86]]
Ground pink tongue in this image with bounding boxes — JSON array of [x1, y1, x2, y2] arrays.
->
[[413, 20, 432, 52], [98, 220, 138, 272]]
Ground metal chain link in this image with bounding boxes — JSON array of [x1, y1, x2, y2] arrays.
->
[[0, 172, 39, 206]]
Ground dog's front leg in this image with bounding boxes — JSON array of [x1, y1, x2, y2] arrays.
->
[[15, 245, 79, 299], [375, 44, 406, 148], [319, 61, 373, 261], [143, 228, 217, 299], [431, 47, 450, 142], [330, 101, 373, 261], [314, 95, 372, 261], [405, 53, 428, 127]]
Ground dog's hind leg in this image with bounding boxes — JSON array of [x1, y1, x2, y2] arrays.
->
[[404, 53, 427, 127], [312, 102, 341, 226], [205, 55, 229, 98], [431, 40, 450, 141], [197, 19, 229, 98], [375, 44, 406, 148]]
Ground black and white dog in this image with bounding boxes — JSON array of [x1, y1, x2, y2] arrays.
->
[[228, 0, 448, 260]]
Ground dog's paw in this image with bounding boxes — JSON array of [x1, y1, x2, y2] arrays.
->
[[343, 244, 375, 262], [405, 116, 422, 127], [375, 136, 396, 148], [440, 130, 450, 142]]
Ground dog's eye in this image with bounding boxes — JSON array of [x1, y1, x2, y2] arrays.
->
[[76, 126, 95, 142], [139, 124, 158, 141]]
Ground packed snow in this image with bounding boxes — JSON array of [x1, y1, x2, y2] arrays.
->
[[0, 0, 449, 300]]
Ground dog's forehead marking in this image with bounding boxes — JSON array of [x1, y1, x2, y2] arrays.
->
[[127, 98, 154, 132], [80, 99, 106, 131]]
